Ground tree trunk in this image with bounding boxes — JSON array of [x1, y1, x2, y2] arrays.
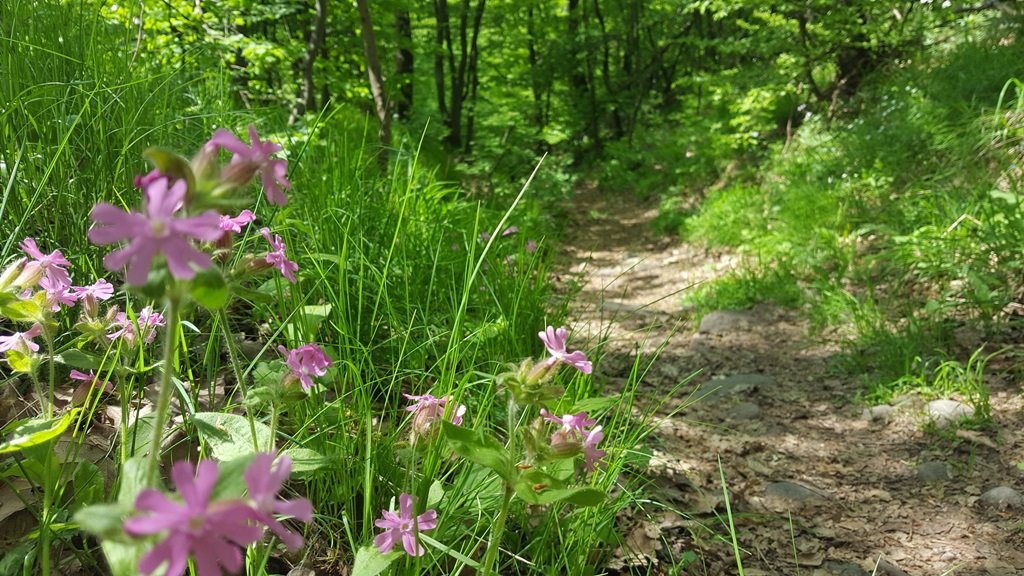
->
[[297, 0, 327, 117], [462, 0, 486, 154], [355, 0, 392, 167], [395, 6, 414, 122]]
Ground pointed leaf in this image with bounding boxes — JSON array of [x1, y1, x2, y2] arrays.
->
[[440, 420, 515, 483]]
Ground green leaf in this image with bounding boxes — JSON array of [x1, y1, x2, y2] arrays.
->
[[190, 267, 229, 310], [210, 454, 256, 501], [285, 304, 333, 341], [0, 292, 46, 322], [74, 503, 129, 540], [193, 412, 272, 460], [70, 460, 106, 509], [5, 350, 34, 373], [440, 420, 515, 483], [513, 469, 605, 507], [98, 457, 149, 576], [232, 284, 275, 304], [0, 411, 77, 454], [570, 395, 620, 415], [283, 446, 330, 474], [143, 147, 196, 192], [351, 545, 402, 576], [54, 348, 102, 370]]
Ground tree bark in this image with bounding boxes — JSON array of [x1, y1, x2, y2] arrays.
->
[[395, 6, 414, 122], [297, 0, 327, 117], [355, 0, 392, 167]]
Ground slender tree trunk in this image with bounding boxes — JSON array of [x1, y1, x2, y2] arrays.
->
[[434, 1, 452, 119], [355, 0, 392, 167], [462, 0, 486, 153], [297, 0, 327, 117], [395, 6, 414, 122], [526, 5, 545, 128]]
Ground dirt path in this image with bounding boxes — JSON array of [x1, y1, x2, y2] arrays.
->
[[558, 184, 1024, 576]]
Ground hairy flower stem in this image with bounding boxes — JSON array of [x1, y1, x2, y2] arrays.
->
[[481, 395, 521, 575], [481, 485, 514, 576], [29, 371, 48, 419], [44, 330, 56, 418], [217, 309, 261, 451], [147, 295, 180, 485]]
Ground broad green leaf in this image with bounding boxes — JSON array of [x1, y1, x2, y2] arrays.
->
[[351, 545, 402, 576], [440, 420, 514, 483], [98, 457, 149, 576], [283, 447, 330, 474], [5, 350, 34, 373], [232, 284, 275, 304], [570, 395, 620, 415], [211, 454, 256, 501], [54, 348, 102, 370], [513, 469, 605, 507], [193, 412, 272, 460], [285, 304, 333, 341], [0, 292, 46, 322], [74, 503, 129, 540], [0, 411, 77, 454], [70, 460, 106, 510], [143, 147, 196, 192], [190, 267, 229, 310]]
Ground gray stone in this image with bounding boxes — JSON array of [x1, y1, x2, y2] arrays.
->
[[979, 486, 1024, 510], [765, 481, 828, 504], [705, 373, 775, 399], [729, 401, 762, 420], [926, 399, 973, 427], [861, 404, 894, 422], [915, 461, 953, 482], [697, 309, 756, 335]]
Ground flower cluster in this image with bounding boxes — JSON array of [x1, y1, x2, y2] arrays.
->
[[86, 125, 298, 287], [405, 392, 467, 438], [540, 409, 606, 471], [278, 343, 332, 390], [125, 453, 312, 576]]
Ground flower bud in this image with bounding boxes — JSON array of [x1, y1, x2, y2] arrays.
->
[[0, 258, 26, 291]]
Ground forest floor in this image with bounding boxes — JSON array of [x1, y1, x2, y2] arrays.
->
[[557, 183, 1024, 576]]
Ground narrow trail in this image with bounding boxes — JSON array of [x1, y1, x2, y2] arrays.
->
[[558, 184, 1024, 576]]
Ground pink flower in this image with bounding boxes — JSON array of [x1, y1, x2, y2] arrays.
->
[[69, 369, 112, 389], [404, 393, 467, 435], [206, 125, 290, 205], [69, 369, 114, 404], [374, 493, 438, 557], [18, 237, 72, 289], [124, 460, 264, 576], [71, 279, 114, 317], [39, 275, 77, 312], [277, 343, 331, 390], [479, 231, 492, 242], [245, 453, 314, 550], [538, 326, 592, 374], [0, 323, 43, 354], [582, 426, 607, 471], [133, 168, 164, 189], [260, 227, 298, 283], [539, 409, 596, 439], [219, 209, 256, 234], [525, 239, 538, 253], [501, 226, 519, 237], [89, 177, 222, 284], [109, 306, 165, 346]]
